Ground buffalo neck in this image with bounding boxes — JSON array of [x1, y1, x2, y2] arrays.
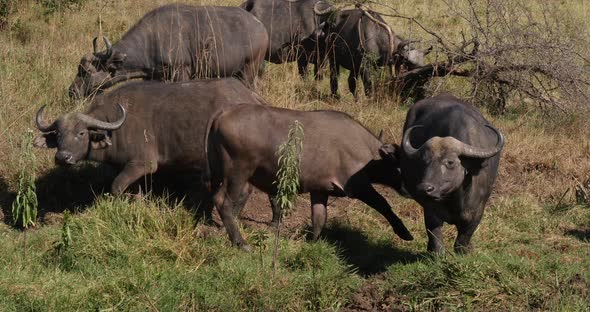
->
[[112, 38, 152, 75]]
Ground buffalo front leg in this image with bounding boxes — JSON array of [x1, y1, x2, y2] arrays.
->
[[213, 178, 251, 251], [454, 209, 484, 254], [297, 54, 310, 79], [111, 161, 158, 196], [353, 185, 413, 241], [310, 192, 329, 240], [424, 208, 445, 254]]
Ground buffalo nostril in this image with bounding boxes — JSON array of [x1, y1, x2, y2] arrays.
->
[[56, 152, 74, 164]]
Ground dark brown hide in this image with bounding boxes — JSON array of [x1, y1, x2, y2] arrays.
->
[[400, 94, 504, 253], [69, 4, 269, 99], [325, 9, 425, 98], [36, 78, 266, 196], [205, 103, 412, 250]]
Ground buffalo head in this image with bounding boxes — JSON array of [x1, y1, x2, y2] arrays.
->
[[68, 37, 127, 99], [33, 104, 127, 165], [402, 125, 504, 200]]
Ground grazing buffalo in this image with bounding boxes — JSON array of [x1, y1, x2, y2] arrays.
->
[[35, 78, 267, 197], [324, 8, 427, 98], [240, 0, 332, 78], [400, 94, 504, 253], [204, 103, 413, 250], [69, 4, 269, 99]]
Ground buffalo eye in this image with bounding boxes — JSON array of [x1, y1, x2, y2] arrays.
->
[[444, 159, 456, 169], [77, 131, 86, 137]]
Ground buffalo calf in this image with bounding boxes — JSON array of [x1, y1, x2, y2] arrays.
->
[[205, 103, 413, 250]]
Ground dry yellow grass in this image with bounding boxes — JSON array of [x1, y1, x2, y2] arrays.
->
[[1, 0, 590, 207]]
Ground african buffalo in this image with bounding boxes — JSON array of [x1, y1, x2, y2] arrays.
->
[[35, 78, 266, 198], [240, 0, 332, 78], [69, 4, 268, 99], [204, 103, 413, 250], [400, 94, 504, 253], [324, 8, 427, 98]]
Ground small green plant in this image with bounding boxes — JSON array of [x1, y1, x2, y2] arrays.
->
[[251, 229, 269, 268], [11, 129, 39, 262], [54, 210, 76, 270], [272, 120, 304, 273], [61, 210, 73, 250], [12, 129, 38, 229]]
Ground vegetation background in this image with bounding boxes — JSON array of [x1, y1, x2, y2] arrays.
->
[[0, 0, 589, 310]]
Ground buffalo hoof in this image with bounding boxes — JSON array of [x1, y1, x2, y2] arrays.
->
[[453, 244, 472, 254]]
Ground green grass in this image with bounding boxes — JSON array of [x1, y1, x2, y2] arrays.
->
[[0, 194, 588, 311], [0, 196, 363, 311]]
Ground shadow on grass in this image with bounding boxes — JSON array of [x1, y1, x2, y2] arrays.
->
[[320, 221, 426, 276], [34, 164, 115, 218], [6, 163, 214, 225], [565, 228, 590, 242], [0, 175, 15, 223]]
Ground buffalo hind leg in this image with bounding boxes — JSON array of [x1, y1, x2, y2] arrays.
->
[[213, 177, 252, 251], [111, 161, 158, 196], [310, 192, 329, 240], [424, 208, 445, 254], [361, 65, 375, 98], [233, 183, 254, 217], [353, 185, 413, 241]]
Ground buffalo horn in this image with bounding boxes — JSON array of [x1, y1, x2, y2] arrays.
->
[[459, 125, 504, 159], [35, 105, 56, 132], [402, 125, 423, 158], [92, 36, 98, 54], [103, 36, 113, 58], [377, 130, 384, 141], [78, 103, 127, 130], [313, 0, 332, 15], [92, 36, 113, 58]]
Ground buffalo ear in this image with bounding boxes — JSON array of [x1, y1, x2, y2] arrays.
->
[[33, 133, 57, 149], [379, 143, 401, 163], [107, 52, 126, 71], [90, 131, 112, 149], [460, 156, 488, 175]]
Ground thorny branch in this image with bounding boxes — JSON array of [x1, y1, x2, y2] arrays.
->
[[361, 0, 590, 113]]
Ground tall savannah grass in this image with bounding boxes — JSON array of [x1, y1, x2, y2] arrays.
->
[[0, 0, 589, 311]]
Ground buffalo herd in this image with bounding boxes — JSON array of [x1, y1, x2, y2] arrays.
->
[[34, 1, 505, 254]]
